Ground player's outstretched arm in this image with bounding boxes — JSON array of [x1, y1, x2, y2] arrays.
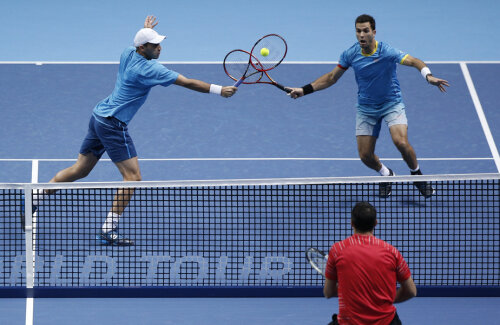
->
[[288, 66, 346, 99], [174, 74, 237, 98], [402, 55, 450, 92]]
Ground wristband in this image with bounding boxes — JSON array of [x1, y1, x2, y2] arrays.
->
[[209, 84, 222, 95], [302, 83, 314, 96], [420, 67, 432, 81]]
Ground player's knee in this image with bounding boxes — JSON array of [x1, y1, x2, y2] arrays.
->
[[394, 139, 410, 151], [71, 164, 92, 179], [358, 151, 375, 163]]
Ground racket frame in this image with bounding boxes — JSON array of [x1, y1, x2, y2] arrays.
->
[[306, 247, 328, 276], [249, 33, 288, 72]]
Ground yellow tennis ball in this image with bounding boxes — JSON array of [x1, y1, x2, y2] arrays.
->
[[260, 47, 269, 57]]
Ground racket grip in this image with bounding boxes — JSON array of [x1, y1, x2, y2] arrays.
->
[[234, 78, 244, 87], [274, 82, 292, 93]]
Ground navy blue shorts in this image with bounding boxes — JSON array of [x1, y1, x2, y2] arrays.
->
[[79, 114, 137, 163]]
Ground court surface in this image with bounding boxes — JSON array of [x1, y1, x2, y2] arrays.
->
[[1, 1, 499, 324]]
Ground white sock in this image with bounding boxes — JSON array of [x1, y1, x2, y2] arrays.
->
[[378, 164, 391, 176], [410, 165, 420, 173], [32, 189, 47, 206], [102, 212, 120, 233]]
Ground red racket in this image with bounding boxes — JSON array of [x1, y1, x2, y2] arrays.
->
[[223, 49, 290, 93], [224, 34, 290, 93]]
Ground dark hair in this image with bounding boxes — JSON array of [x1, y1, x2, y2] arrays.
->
[[351, 201, 377, 232], [355, 14, 376, 31]]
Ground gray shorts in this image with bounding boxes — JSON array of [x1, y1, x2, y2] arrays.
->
[[356, 102, 408, 137]]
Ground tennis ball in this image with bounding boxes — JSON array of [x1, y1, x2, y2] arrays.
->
[[260, 48, 270, 57]]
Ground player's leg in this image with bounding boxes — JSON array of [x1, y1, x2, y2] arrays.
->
[[110, 156, 141, 217], [49, 153, 99, 186], [41, 115, 104, 201], [356, 111, 395, 198], [387, 111, 435, 198], [388, 124, 418, 170], [27, 153, 99, 210], [94, 115, 138, 246], [357, 136, 395, 198], [356, 135, 381, 171], [20, 116, 103, 230], [97, 157, 140, 246]]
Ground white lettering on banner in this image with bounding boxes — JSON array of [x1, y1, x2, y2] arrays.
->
[[81, 255, 117, 285], [48, 254, 65, 286], [1, 254, 293, 285], [258, 256, 293, 280], [215, 256, 254, 284], [141, 255, 174, 285], [170, 255, 208, 284]]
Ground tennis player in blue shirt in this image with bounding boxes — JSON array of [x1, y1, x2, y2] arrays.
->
[[27, 16, 237, 245], [288, 14, 449, 199]]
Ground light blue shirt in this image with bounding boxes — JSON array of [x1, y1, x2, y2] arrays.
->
[[338, 41, 408, 113], [93, 47, 179, 124]]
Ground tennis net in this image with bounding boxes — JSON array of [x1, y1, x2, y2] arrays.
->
[[0, 173, 499, 296]]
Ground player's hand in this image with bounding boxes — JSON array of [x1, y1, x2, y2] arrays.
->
[[427, 76, 449, 93], [221, 86, 237, 98], [144, 16, 159, 29], [288, 87, 304, 99]]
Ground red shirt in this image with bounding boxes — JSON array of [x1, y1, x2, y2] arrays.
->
[[325, 234, 411, 325]]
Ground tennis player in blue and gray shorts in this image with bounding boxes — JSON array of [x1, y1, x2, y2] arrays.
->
[[24, 16, 237, 245], [288, 14, 449, 199]]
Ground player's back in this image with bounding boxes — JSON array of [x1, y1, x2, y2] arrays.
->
[[331, 234, 406, 325]]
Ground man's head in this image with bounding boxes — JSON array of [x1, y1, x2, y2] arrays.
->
[[134, 28, 166, 60], [351, 201, 377, 233], [355, 14, 376, 52]]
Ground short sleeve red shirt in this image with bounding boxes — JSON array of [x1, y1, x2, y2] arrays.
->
[[325, 234, 411, 325]]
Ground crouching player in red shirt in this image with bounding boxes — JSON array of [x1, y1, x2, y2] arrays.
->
[[324, 202, 417, 325]]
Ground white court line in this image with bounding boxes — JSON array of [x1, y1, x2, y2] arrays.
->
[[0, 61, 500, 65], [460, 62, 500, 173], [25, 298, 33, 325], [25, 160, 38, 325], [0, 157, 495, 162]]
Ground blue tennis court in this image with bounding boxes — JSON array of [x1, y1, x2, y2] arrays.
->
[[1, 1, 500, 324], [1, 62, 499, 181]]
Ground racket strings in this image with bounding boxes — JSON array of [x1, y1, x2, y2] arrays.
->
[[224, 52, 263, 83], [252, 35, 287, 70]]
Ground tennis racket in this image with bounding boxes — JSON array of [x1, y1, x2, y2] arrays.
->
[[306, 247, 328, 276], [224, 33, 290, 92], [224, 49, 290, 93]]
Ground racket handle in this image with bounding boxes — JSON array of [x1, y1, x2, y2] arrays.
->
[[274, 82, 292, 93], [234, 78, 244, 87]]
